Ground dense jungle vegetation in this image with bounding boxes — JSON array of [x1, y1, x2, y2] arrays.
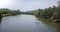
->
[[28, 1, 60, 23], [0, 8, 21, 17], [0, 1, 60, 23]]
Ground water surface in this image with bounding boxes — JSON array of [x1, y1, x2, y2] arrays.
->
[[0, 15, 60, 32]]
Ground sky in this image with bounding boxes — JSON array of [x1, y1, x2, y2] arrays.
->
[[0, 0, 59, 11]]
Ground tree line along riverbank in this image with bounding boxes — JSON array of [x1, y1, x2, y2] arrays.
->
[[28, 1, 60, 23], [0, 1, 60, 23], [0, 8, 21, 17], [0, 8, 32, 17]]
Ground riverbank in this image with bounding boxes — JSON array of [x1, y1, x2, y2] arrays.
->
[[35, 16, 60, 28], [0, 15, 59, 32], [0, 8, 21, 17], [36, 16, 52, 23], [1, 14, 21, 17]]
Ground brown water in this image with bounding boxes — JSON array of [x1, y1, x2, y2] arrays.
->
[[0, 15, 60, 32]]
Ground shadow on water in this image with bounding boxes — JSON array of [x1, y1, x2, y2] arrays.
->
[[35, 16, 60, 32], [0, 18, 2, 32], [0, 18, 2, 23], [0, 14, 2, 23], [40, 20, 60, 32], [54, 23, 60, 32]]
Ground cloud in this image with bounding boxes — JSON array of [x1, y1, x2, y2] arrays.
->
[[0, 0, 11, 8], [0, 0, 59, 11]]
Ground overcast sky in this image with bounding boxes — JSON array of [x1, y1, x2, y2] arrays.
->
[[0, 0, 59, 11]]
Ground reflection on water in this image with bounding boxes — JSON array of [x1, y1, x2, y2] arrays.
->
[[0, 17, 2, 32], [45, 22, 60, 32], [35, 19, 56, 32], [55, 23, 60, 32], [0, 18, 2, 23], [0, 15, 60, 32], [37, 17, 60, 32]]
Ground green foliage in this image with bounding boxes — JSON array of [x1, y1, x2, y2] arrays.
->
[[0, 8, 21, 16], [31, 1, 60, 20]]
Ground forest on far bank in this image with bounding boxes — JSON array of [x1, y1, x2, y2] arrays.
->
[[29, 1, 60, 18], [0, 8, 21, 17], [0, 1, 60, 23], [26, 1, 60, 23]]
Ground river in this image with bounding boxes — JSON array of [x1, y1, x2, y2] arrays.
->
[[0, 15, 60, 32]]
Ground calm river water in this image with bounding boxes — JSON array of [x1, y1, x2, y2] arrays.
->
[[0, 15, 60, 32]]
